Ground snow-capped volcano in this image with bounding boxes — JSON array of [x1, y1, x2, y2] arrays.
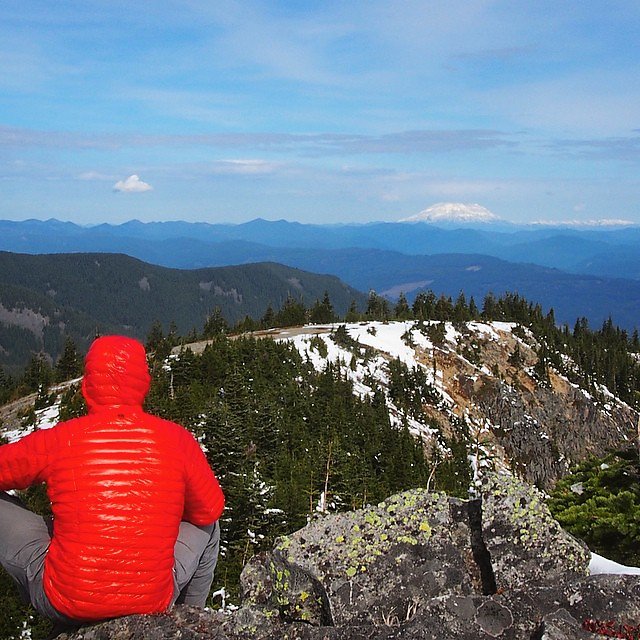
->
[[400, 202, 502, 224]]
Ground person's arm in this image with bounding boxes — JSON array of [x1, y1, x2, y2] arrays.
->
[[182, 432, 225, 526], [0, 429, 51, 491]]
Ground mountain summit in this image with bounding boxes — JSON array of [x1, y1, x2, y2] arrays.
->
[[400, 202, 501, 223]]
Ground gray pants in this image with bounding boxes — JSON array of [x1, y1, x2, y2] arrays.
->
[[0, 492, 220, 625]]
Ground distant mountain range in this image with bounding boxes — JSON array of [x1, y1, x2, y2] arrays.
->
[[0, 251, 365, 373], [1, 216, 640, 332]]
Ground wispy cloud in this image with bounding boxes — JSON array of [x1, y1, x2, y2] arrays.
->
[[209, 159, 282, 175], [77, 170, 116, 181], [0, 125, 517, 156], [113, 174, 153, 193], [549, 135, 640, 161]]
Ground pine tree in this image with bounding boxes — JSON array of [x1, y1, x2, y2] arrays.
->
[[261, 305, 276, 329], [203, 307, 229, 337], [309, 292, 337, 324], [394, 293, 412, 320], [453, 291, 470, 322], [365, 291, 390, 321], [345, 300, 361, 323], [412, 291, 436, 320], [20, 353, 52, 394], [55, 337, 82, 382], [0, 367, 13, 404]]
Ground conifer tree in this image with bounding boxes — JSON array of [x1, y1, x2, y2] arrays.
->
[[20, 353, 52, 394], [261, 305, 276, 329], [203, 307, 229, 337], [453, 291, 470, 322], [345, 299, 360, 322], [394, 292, 412, 320], [309, 292, 337, 324], [55, 337, 82, 382], [412, 291, 436, 320], [0, 367, 13, 404], [365, 291, 390, 321]]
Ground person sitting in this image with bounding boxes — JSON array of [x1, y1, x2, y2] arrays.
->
[[0, 335, 224, 627]]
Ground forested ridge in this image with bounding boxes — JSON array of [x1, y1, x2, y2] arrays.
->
[[0, 251, 366, 375]]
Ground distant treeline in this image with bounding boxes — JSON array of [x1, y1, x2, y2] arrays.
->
[[3, 288, 640, 409]]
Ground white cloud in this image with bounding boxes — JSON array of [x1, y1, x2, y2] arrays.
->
[[113, 174, 153, 193]]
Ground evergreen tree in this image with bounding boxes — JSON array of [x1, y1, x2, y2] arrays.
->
[[275, 295, 307, 327], [394, 293, 412, 320], [344, 300, 360, 323], [234, 315, 259, 333], [412, 291, 436, 320], [468, 296, 480, 319], [146, 320, 165, 351], [0, 367, 13, 404], [453, 292, 470, 322], [203, 307, 229, 337], [309, 292, 337, 324], [55, 337, 82, 382], [549, 449, 640, 566], [261, 305, 276, 329], [20, 354, 52, 394], [365, 291, 390, 321]]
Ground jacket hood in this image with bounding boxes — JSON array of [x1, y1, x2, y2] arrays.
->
[[81, 335, 151, 412]]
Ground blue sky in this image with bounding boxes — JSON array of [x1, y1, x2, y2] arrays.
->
[[1, 1, 639, 225]]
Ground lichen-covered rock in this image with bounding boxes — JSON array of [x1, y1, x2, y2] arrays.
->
[[270, 488, 476, 625], [239, 550, 332, 626], [481, 472, 591, 591]]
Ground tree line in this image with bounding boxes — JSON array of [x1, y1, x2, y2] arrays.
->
[[4, 288, 640, 409]]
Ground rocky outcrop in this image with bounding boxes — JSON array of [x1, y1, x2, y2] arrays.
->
[[60, 473, 640, 640], [478, 376, 636, 490]]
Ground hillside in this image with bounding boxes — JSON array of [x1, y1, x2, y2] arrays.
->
[[2, 218, 640, 331], [182, 320, 636, 492], [0, 252, 366, 373]]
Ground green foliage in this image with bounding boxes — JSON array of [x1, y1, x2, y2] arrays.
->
[[58, 384, 88, 421], [55, 337, 82, 382], [365, 291, 390, 321], [19, 354, 52, 395], [388, 358, 440, 415], [145, 335, 431, 601], [274, 295, 307, 328], [203, 307, 230, 338], [394, 293, 411, 320], [548, 449, 640, 566], [309, 292, 337, 324], [424, 321, 446, 347], [0, 367, 13, 405]]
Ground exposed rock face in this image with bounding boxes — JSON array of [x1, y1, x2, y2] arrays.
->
[[60, 473, 640, 640], [478, 375, 635, 490]]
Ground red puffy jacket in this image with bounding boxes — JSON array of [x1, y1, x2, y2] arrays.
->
[[0, 336, 224, 621]]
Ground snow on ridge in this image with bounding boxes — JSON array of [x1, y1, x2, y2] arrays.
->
[[531, 218, 635, 227], [3, 400, 61, 444], [279, 320, 520, 444]]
